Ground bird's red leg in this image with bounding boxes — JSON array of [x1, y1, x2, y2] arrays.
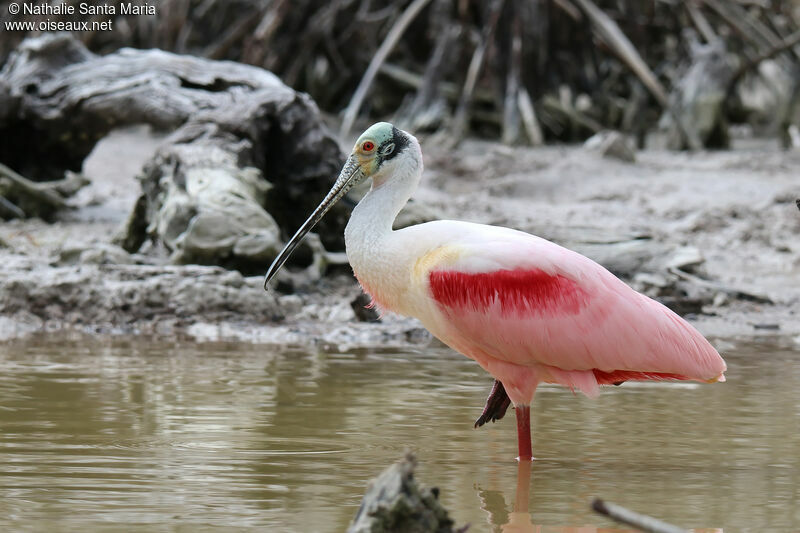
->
[[515, 404, 532, 461]]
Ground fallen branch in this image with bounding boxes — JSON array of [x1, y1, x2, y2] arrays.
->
[[0, 162, 71, 220]]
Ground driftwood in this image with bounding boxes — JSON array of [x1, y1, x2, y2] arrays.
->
[[348, 452, 458, 533], [0, 34, 345, 271]]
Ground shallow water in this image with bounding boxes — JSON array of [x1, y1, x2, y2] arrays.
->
[[0, 336, 798, 532]]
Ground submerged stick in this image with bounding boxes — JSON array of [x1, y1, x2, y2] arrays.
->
[[340, 0, 434, 138], [592, 498, 687, 533]]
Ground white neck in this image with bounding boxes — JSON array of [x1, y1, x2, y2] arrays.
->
[[344, 145, 423, 252], [344, 145, 423, 313]]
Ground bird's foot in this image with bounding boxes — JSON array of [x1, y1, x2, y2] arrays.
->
[[474, 379, 511, 428]]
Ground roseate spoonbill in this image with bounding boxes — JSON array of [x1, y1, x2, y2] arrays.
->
[[264, 122, 727, 461]]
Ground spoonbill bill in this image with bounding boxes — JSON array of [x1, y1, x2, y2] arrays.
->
[[264, 122, 727, 460]]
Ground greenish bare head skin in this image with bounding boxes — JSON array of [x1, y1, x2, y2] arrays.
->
[[351, 122, 410, 177], [264, 122, 411, 288], [357, 122, 396, 146]]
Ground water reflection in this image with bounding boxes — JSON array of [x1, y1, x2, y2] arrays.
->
[[478, 460, 725, 532], [0, 335, 798, 531]]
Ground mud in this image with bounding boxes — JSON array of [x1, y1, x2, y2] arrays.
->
[[1, 126, 798, 344]]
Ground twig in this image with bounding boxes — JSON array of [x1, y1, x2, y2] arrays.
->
[[573, 0, 669, 107], [668, 267, 772, 304], [502, 2, 523, 144], [449, 0, 505, 144], [0, 196, 25, 219], [0, 163, 67, 212], [339, 0, 434, 138], [379, 63, 495, 104], [202, 10, 262, 60], [573, 0, 702, 149], [592, 498, 687, 533], [541, 95, 603, 134], [400, 21, 460, 129], [704, 0, 800, 61], [517, 88, 544, 145], [685, 2, 716, 43], [727, 28, 800, 91], [553, 0, 582, 21]]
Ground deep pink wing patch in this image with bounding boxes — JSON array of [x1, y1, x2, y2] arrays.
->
[[429, 268, 587, 317], [593, 369, 690, 384]]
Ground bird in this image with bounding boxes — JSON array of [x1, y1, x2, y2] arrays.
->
[[264, 122, 727, 461]]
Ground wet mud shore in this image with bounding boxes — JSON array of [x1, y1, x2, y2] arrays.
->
[[1, 126, 798, 345]]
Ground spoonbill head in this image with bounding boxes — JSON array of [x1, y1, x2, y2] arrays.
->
[[264, 122, 727, 461], [264, 122, 415, 287]]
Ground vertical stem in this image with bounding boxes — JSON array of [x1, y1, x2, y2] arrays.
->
[[502, 0, 522, 144], [449, 0, 505, 145]]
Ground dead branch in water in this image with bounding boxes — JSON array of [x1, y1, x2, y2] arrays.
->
[[592, 498, 687, 533]]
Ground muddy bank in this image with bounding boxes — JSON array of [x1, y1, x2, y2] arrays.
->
[[1, 125, 798, 344]]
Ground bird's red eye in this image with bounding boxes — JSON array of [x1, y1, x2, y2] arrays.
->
[[362, 141, 375, 152]]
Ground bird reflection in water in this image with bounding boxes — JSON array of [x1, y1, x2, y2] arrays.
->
[[476, 461, 723, 533]]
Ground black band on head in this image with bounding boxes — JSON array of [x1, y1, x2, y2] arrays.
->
[[381, 126, 409, 162]]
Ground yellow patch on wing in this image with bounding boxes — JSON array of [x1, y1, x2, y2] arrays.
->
[[413, 245, 463, 285]]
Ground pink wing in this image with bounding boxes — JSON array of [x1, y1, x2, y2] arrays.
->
[[426, 234, 726, 398]]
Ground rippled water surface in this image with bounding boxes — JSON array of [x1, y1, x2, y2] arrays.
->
[[0, 336, 798, 532]]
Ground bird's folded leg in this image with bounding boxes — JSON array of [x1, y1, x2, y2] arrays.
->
[[474, 379, 511, 428]]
